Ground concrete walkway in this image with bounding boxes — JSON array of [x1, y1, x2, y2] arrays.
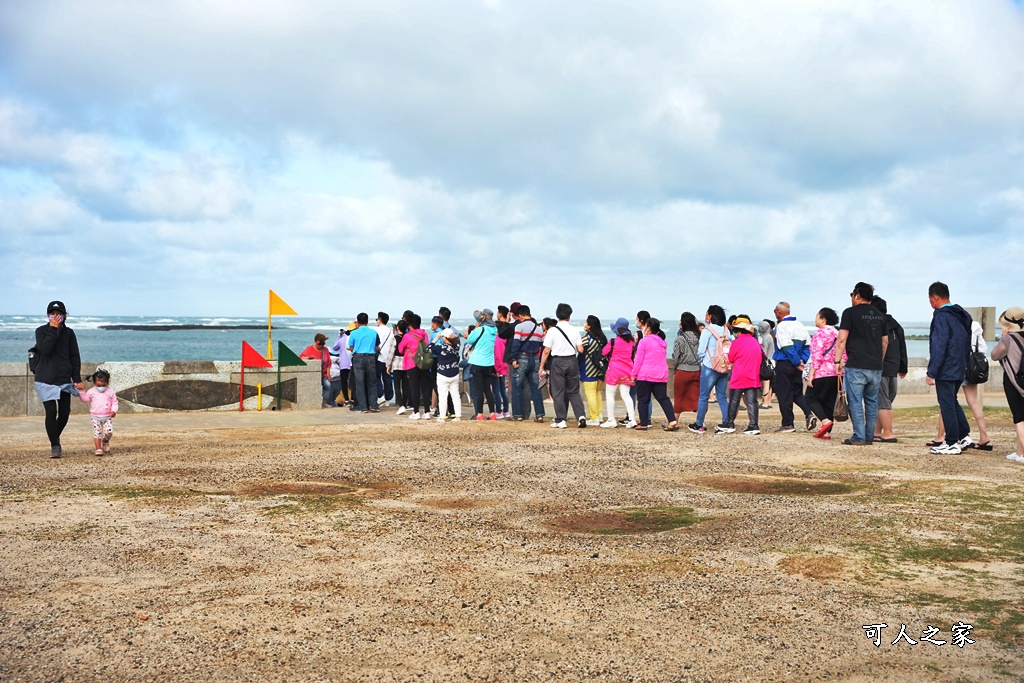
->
[[0, 392, 1008, 437]]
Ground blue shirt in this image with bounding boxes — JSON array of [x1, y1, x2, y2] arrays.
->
[[348, 326, 379, 355], [467, 324, 497, 366]]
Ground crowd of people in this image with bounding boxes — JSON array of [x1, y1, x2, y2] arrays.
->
[[28, 285, 1024, 463], [294, 283, 1024, 461]]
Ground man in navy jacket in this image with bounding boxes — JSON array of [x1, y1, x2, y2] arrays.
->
[[926, 282, 973, 455]]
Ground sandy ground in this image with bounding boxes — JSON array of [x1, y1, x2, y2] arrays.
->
[[1, 402, 1022, 682]]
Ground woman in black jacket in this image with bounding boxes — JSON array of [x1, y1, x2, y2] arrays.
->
[[33, 301, 83, 458]]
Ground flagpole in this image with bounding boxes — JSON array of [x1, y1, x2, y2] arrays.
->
[[240, 361, 245, 412], [267, 290, 274, 360], [276, 342, 282, 409]]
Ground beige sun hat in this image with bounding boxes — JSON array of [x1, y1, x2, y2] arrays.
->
[[999, 306, 1024, 332]]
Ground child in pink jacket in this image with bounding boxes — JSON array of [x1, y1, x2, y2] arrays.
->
[[78, 368, 118, 455], [719, 317, 761, 435]]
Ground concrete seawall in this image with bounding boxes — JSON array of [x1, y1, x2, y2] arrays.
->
[[0, 358, 1006, 418], [0, 360, 322, 417]]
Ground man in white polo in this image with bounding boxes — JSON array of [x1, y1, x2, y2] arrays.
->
[[539, 302, 587, 429]]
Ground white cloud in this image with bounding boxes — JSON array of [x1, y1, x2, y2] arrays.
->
[[1, 1, 1023, 320]]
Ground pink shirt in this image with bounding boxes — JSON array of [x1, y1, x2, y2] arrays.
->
[[494, 337, 509, 376], [727, 333, 762, 390], [396, 328, 428, 371], [631, 334, 669, 383], [809, 325, 846, 379], [602, 336, 635, 386], [79, 387, 119, 418]]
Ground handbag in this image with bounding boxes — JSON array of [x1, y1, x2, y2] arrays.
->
[[759, 351, 775, 381], [834, 374, 849, 422]]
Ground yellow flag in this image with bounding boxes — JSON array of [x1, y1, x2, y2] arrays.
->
[[269, 290, 298, 316]]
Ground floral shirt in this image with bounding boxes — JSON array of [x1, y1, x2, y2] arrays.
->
[[809, 325, 847, 379]]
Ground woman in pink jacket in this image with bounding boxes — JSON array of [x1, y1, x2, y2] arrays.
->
[[600, 318, 636, 428], [719, 317, 762, 435], [631, 318, 678, 431], [396, 313, 431, 420]]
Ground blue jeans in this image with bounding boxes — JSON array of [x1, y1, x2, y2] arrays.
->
[[511, 354, 544, 419], [695, 365, 729, 427], [351, 353, 378, 411], [935, 379, 970, 446], [492, 374, 509, 413], [375, 360, 394, 403], [844, 367, 882, 443]]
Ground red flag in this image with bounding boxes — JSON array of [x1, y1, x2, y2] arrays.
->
[[242, 341, 272, 368]]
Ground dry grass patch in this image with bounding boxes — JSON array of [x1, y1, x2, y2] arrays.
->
[[691, 475, 860, 496], [419, 497, 496, 510], [777, 553, 846, 580], [238, 482, 357, 496], [547, 505, 703, 535]]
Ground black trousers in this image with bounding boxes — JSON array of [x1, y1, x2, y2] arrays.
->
[[775, 360, 810, 427], [806, 376, 838, 422], [392, 369, 407, 408], [43, 393, 72, 447], [636, 380, 674, 426], [407, 367, 433, 412], [472, 364, 496, 415]]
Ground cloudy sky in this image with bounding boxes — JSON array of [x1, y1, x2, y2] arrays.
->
[[2, 0, 1022, 324]]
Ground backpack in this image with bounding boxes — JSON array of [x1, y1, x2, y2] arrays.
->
[[413, 336, 433, 370], [965, 336, 989, 385], [1007, 335, 1024, 393], [709, 327, 732, 373], [28, 346, 39, 373]]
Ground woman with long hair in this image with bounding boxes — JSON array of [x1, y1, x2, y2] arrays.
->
[[672, 312, 701, 422], [689, 305, 730, 434], [580, 315, 608, 425]]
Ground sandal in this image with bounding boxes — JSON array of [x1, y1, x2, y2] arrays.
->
[[976, 441, 993, 451], [925, 440, 943, 447], [663, 422, 679, 432], [633, 424, 651, 430], [534, 416, 546, 423]]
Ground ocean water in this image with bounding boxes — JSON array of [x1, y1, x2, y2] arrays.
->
[[1, 315, 944, 363]]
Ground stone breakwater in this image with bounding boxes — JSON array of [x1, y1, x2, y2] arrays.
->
[[0, 360, 322, 417]]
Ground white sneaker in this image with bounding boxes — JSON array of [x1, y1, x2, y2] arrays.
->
[[437, 415, 447, 422], [930, 442, 962, 455], [451, 417, 461, 423], [586, 420, 602, 427], [396, 406, 407, 415], [624, 420, 637, 429], [377, 396, 387, 406], [409, 412, 421, 420], [600, 419, 617, 429], [957, 435, 976, 450], [1008, 453, 1024, 463], [550, 420, 567, 429]]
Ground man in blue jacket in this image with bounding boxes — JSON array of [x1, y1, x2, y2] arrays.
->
[[925, 282, 973, 455]]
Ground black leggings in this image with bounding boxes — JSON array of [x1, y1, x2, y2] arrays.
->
[[43, 393, 72, 447], [337, 369, 351, 401], [392, 369, 407, 408]]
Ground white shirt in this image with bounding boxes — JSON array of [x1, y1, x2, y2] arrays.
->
[[377, 325, 396, 364], [970, 320, 987, 355], [543, 320, 582, 357]]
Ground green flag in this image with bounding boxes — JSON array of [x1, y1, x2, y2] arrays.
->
[[277, 342, 307, 367]]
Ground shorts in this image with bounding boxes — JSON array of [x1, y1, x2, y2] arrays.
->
[[92, 417, 114, 439], [877, 376, 899, 410], [1006, 375, 1024, 424]]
